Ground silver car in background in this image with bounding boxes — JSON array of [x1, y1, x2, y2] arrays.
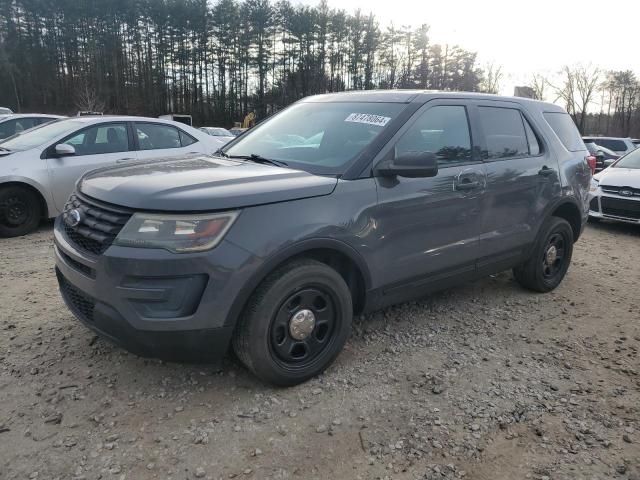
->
[[0, 116, 225, 237], [582, 136, 638, 156], [0, 113, 64, 140], [198, 126, 235, 146]]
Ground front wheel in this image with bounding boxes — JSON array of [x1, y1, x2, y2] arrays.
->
[[232, 259, 353, 386], [513, 217, 574, 293], [0, 186, 42, 238]]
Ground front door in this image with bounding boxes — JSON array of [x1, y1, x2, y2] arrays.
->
[[46, 122, 135, 211], [372, 101, 486, 297]]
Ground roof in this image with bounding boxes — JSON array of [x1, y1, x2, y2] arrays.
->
[[300, 89, 564, 112], [0, 113, 64, 120]]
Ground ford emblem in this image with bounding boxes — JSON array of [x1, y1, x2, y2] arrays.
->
[[620, 189, 633, 197]]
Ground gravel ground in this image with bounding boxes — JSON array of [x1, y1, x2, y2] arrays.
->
[[1, 220, 639, 480]]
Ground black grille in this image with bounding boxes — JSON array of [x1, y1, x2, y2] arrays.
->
[[601, 185, 640, 197], [601, 197, 640, 220], [589, 197, 599, 212], [60, 276, 95, 323], [63, 193, 132, 255], [59, 249, 95, 278]]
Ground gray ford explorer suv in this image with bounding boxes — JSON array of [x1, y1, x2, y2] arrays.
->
[[54, 91, 591, 386]]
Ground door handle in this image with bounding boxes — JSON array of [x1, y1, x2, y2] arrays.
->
[[538, 166, 555, 177], [455, 180, 480, 191], [116, 157, 135, 163]]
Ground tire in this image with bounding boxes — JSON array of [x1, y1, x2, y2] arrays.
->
[[513, 217, 574, 293], [0, 186, 42, 237], [232, 259, 353, 386]]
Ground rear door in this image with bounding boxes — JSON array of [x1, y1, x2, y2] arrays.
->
[[372, 100, 486, 296], [45, 122, 135, 211], [475, 101, 561, 271], [133, 122, 204, 160]]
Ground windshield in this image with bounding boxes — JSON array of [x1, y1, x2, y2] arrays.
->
[[614, 148, 640, 169], [0, 119, 83, 151], [223, 102, 406, 174]]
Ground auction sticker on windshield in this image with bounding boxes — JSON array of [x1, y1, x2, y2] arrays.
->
[[345, 113, 391, 127]]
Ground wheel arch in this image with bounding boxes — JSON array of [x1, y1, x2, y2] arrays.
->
[[549, 199, 583, 242], [0, 180, 51, 219], [227, 238, 372, 328]]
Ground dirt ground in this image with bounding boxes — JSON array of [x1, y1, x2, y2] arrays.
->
[[1, 220, 639, 480]]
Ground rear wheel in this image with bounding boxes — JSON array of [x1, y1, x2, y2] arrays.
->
[[513, 217, 574, 293], [232, 259, 353, 386], [0, 186, 42, 237]]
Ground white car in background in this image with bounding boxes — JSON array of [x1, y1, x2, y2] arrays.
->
[[0, 113, 64, 140], [0, 107, 13, 115], [198, 126, 235, 146], [589, 148, 640, 224], [0, 116, 224, 237]]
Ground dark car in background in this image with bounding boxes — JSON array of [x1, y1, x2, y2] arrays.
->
[[54, 91, 590, 386], [584, 140, 620, 172]]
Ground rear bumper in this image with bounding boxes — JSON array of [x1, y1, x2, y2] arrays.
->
[[53, 216, 260, 362]]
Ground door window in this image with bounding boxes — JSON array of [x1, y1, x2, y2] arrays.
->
[[395, 105, 472, 166], [62, 123, 129, 156], [479, 107, 529, 159], [135, 123, 182, 150]]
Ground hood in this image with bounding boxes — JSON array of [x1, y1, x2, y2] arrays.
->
[[78, 156, 338, 211], [594, 167, 640, 188]]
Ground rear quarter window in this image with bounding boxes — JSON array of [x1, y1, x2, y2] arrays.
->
[[543, 112, 584, 152]]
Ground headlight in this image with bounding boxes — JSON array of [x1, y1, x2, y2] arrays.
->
[[114, 211, 239, 253], [589, 178, 599, 192]]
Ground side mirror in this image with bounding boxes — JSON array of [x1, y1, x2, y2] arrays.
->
[[603, 159, 616, 168], [374, 151, 438, 178], [55, 143, 75, 156]]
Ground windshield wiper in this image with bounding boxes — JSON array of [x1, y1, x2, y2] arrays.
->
[[214, 149, 229, 158], [0, 146, 11, 152], [228, 153, 288, 168]]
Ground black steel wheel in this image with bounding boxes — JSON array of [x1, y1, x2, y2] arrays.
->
[[0, 186, 42, 237], [514, 216, 574, 293], [269, 287, 339, 370], [541, 232, 566, 280], [233, 259, 353, 386]]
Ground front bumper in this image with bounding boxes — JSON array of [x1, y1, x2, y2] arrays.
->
[[588, 191, 640, 224], [54, 216, 260, 363]]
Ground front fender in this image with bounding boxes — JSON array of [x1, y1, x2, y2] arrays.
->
[[224, 237, 372, 328], [0, 174, 56, 217]]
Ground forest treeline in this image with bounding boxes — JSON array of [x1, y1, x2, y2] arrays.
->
[[2, 0, 639, 136], [0, 0, 488, 126]]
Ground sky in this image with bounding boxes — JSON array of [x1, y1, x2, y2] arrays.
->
[[298, 0, 640, 97]]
